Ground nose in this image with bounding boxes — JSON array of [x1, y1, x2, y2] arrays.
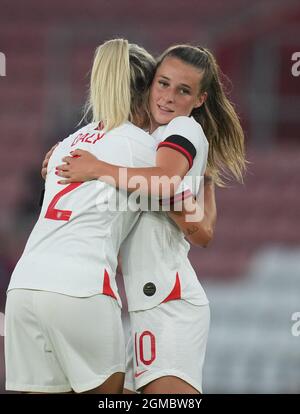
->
[[161, 88, 175, 104]]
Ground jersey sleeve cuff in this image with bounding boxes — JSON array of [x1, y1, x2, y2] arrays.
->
[[157, 135, 196, 169], [159, 188, 193, 207]]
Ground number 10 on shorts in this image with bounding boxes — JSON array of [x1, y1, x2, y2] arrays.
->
[[135, 330, 156, 367]]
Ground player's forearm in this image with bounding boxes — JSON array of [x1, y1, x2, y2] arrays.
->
[[168, 181, 217, 247], [201, 181, 217, 234], [93, 162, 182, 197], [169, 207, 213, 247]]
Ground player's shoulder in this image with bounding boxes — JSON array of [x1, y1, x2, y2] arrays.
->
[[168, 115, 204, 134], [72, 122, 100, 138], [110, 121, 149, 138], [57, 122, 97, 147], [109, 121, 155, 147], [156, 116, 207, 148]]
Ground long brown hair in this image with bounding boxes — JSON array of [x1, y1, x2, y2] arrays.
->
[[157, 45, 246, 186]]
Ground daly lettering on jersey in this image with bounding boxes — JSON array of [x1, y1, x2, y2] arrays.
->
[[71, 131, 105, 147]]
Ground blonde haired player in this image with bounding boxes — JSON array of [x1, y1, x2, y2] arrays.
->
[[5, 39, 158, 394]]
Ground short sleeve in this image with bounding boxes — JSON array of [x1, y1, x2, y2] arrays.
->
[[156, 116, 205, 169]]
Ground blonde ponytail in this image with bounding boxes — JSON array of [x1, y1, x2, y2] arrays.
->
[[85, 39, 131, 131]]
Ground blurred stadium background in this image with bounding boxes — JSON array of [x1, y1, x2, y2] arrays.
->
[[0, 0, 299, 393]]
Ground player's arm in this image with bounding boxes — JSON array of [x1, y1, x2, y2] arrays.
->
[[56, 117, 199, 197], [39, 143, 59, 206], [41, 143, 59, 180], [167, 176, 217, 247], [56, 146, 189, 198]]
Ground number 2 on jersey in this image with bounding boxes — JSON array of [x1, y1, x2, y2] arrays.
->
[[45, 182, 82, 221]]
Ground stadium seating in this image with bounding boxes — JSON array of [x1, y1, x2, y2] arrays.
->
[[203, 248, 300, 393]]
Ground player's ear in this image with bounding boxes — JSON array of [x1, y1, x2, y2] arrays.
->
[[194, 92, 207, 109]]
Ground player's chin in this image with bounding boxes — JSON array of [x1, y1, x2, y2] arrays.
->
[[155, 112, 176, 126]]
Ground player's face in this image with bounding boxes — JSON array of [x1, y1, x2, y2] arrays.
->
[[149, 57, 206, 130]]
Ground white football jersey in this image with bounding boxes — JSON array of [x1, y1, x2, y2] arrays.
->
[[8, 122, 156, 306], [121, 116, 209, 311]]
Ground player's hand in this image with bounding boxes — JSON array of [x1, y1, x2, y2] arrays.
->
[[56, 149, 99, 184], [41, 143, 59, 180]]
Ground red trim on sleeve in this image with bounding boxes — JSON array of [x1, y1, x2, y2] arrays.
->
[[162, 273, 181, 303], [157, 142, 193, 169], [102, 269, 117, 299], [160, 189, 193, 206]]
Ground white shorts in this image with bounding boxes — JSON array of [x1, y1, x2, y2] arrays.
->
[[5, 289, 125, 393], [124, 300, 210, 393]]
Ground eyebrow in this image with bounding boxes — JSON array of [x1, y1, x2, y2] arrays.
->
[[159, 75, 192, 90]]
